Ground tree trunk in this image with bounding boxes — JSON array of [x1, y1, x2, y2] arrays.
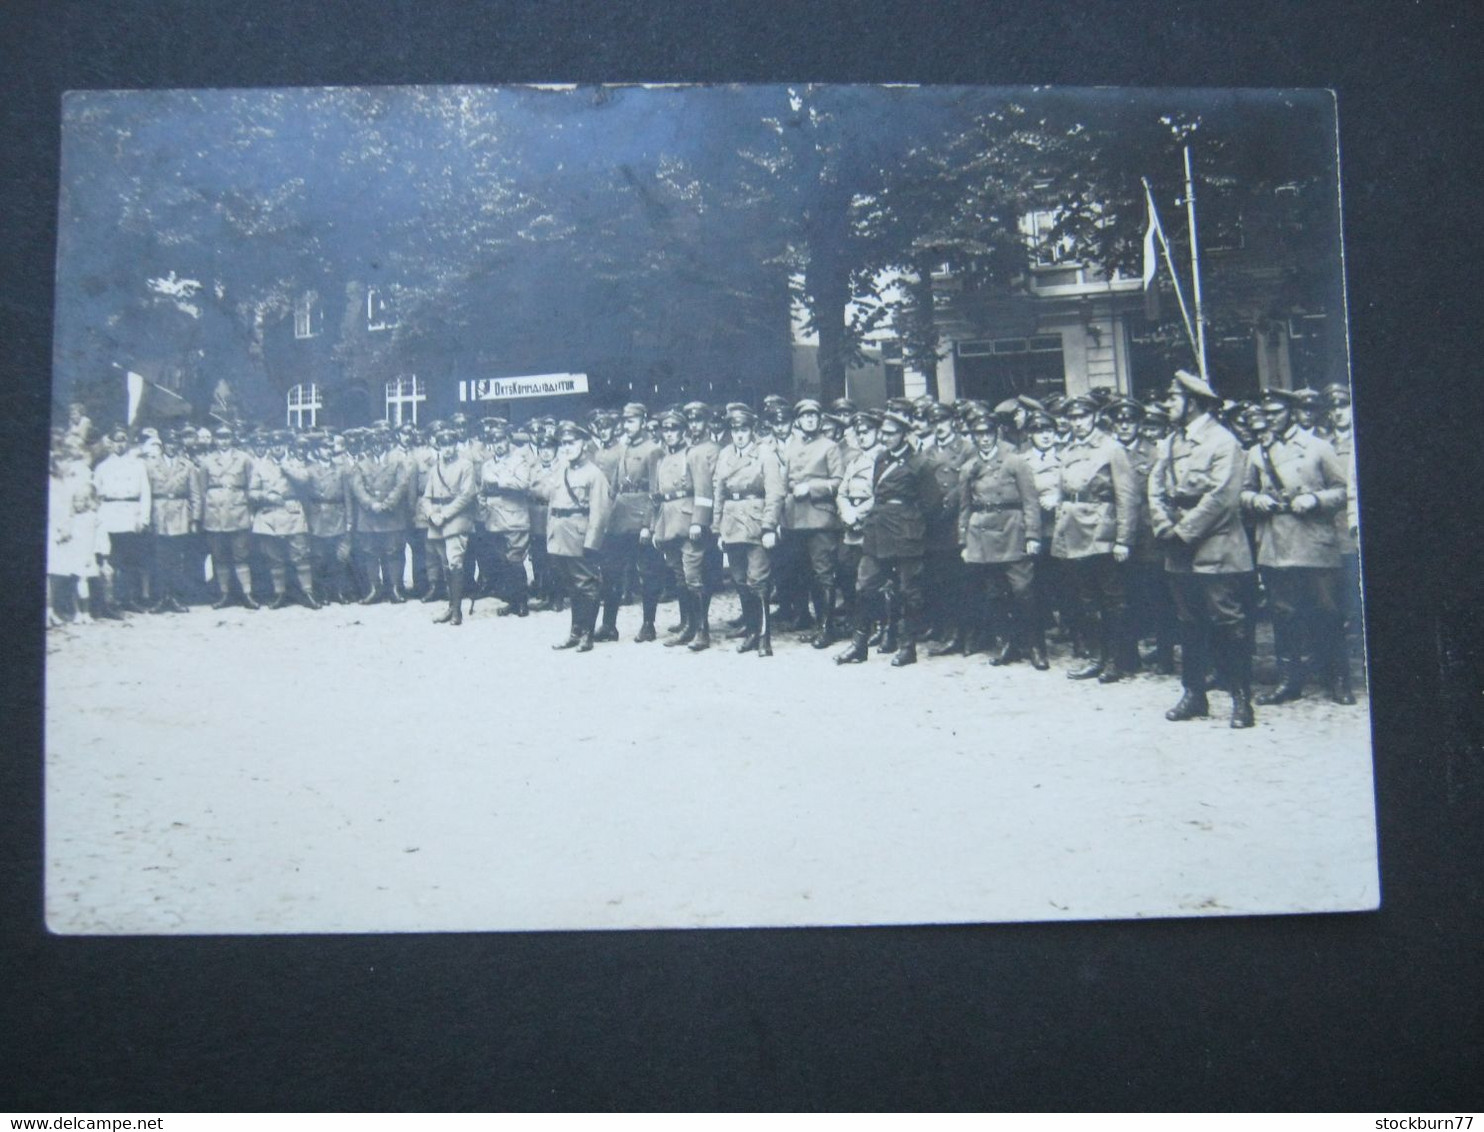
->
[[908, 254, 941, 400]]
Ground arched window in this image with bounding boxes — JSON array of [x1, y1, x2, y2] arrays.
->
[[287, 383, 322, 429], [385, 375, 426, 425]]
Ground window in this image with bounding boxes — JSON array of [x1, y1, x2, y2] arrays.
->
[[1022, 209, 1077, 267], [293, 292, 319, 339], [385, 375, 425, 425], [367, 287, 398, 332], [953, 335, 1065, 406], [287, 383, 321, 429]]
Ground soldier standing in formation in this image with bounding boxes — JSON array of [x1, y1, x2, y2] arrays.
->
[[475, 419, 535, 618], [144, 427, 202, 614], [545, 421, 612, 652], [780, 398, 845, 647], [712, 404, 785, 656], [424, 428, 479, 626]]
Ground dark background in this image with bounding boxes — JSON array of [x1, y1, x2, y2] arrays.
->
[[3, 0, 1480, 1112]]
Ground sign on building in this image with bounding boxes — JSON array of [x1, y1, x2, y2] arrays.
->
[[458, 373, 589, 402]]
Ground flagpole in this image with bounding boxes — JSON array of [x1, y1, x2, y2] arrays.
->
[[1183, 145, 1210, 381], [1142, 178, 1199, 362]]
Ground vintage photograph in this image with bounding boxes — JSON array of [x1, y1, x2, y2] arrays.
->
[[44, 84, 1377, 934]]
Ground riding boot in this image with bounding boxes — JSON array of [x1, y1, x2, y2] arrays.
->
[[835, 628, 870, 665], [594, 596, 621, 643], [757, 587, 773, 657], [1224, 626, 1255, 728], [422, 553, 446, 603], [576, 596, 598, 652], [665, 592, 696, 646], [891, 609, 918, 666], [1327, 620, 1357, 705], [435, 572, 464, 625], [877, 592, 899, 654], [634, 594, 658, 642], [687, 591, 713, 652], [1165, 687, 1211, 721], [296, 564, 321, 609], [1256, 652, 1304, 705], [736, 592, 760, 653], [358, 553, 384, 605], [1097, 612, 1127, 683], [384, 555, 407, 603], [552, 596, 583, 649]]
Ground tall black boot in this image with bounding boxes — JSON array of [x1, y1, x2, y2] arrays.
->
[[577, 595, 599, 652], [594, 588, 621, 642], [891, 611, 918, 667], [435, 571, 464, 625], [1166, 623, 1210, 721], [665, 592, 696, 646], [1098, 610, 1128, 683], [736, 592, 760, 653], [687, 590, 713, 652], [1326, 617, 1357, 705], [552, 594, 582, 649], [1224, 626, 1255, 729], [634, 593, 658, 642], [835, 628, 870, 664], [757, 587, 773, 658]]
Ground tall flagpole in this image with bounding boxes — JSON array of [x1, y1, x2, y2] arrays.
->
[[1142, 178, 1199, 363], [1183, 144, 1210, 381]]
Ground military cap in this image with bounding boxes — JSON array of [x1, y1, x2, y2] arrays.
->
[[925, 402, 955, 424], [433, 428, 461, 446], [967, 412, 1000, 432], [1291, 387, 1322, 405], [1323, 382, 1352, 406], [554, 419, 591, 443], [1026, 410, 1058, 432], [212, 425, 234, 440], [761, 393, 790, 411], [397, 420, 417, 434], [1043, 393, 1066, 414], [793, 397, 823, 415], [1171, 369, 1220, 402], [370, 418, 392, 431], [450, 411, 469, 424], [657, 409, 686, 429], [139, 427, 160, 442], [880, 409, 914, 433], [764, 401, 792, 422], [851, 408, 884, 429], [594, 408, 620, 425], [621, 402, 648, 420], [829, 397, 857, 417], [1102, 397, 1144, 422], [535, 431, 559, 450], [726, 404, 758, 427], [1061, 395, 1098, 417], [483, 418, 510, 439], [1259, 387, 1300, 410], [1017, 394, 1047, 413], [886, 397, 916, 418], [912, 394, 937, 411]]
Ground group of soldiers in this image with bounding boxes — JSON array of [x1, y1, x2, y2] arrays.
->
[[47, 371, 1360, 728]]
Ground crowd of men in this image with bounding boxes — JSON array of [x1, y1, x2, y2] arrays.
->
[[47, 372, 1361, 728]]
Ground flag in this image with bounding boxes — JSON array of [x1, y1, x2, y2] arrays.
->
[[125, 370, 192, 426], [1142, 184, 1159, 290]]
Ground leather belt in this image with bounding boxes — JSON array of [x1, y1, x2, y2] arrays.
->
[[551, 506, 585, 517], [725, 490, 764, 501], [653, 489, 691, 503], [1062, 491, 1111, 504], [970, 502, 1021, 513]]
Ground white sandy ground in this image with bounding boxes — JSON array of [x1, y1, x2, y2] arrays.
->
[[43, 596, 1379, 935]]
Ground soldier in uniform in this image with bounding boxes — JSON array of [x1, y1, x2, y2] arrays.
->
[[647, 410, 703, 649], [144, 426, 203, 613], [1324, 382, 1361, 651], [1106, 398, 1175, 675], [351, 425, 412, 604], [544, 421, 613, 652], [475, 419, 536, 618], [1241, 388, 1352, 706], [595, 402, 664, 642], [651, 403, 722, 650], [834, 409, 943, 668], [248, 429, 317, 609], [423, 428, 480, 626], [957, 409, 1046, 668], [834, 408, 881, 647], [713, 404, 786, 656], [300, 431, 355, 604], [92, 427, 153, 615], [922, 402, 975, 656], [393, 423, 432, 599], [198, 425, 257, 609], [527, 426, 563, 612], [1051, 395, 1138, 683], [780, 398, 845, 646], [1149, 369, 1257, 729]]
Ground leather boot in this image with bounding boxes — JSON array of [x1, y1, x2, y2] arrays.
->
[[634, 593, 658, 642], [1067, 655, 1104, 680], [687, 592, 713, 652], [736, 592, 760, 653], [435, 572, 464, 625], [576, 597, 598, 652], [296, 566, 321, 610], [928, 625, 966, 658], [593, 598, 620, 643], [665, 592, 696, 646], [359, 584, 384, 606], [552, 598, 582, 649], [989, 608, 1020, 665], [386, 557, 407, 603], [1326, 622, 1357, 705], [891, 639, 918, 667], [1229, 685, 1255, 729], [757, 588, 773, 657], [1165, 688, 1211, 721], [1256, 658, 1304, 705], [835, 629, 870, 665]]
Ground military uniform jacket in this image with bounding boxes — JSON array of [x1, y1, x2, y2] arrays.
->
[[249, 456, 311, 537], [1330, 428, 1356, 554], [648, 446, 698, 543], [1148, 412, 1254, 575], [528, 460, 561, 538], [303, 459, 352, 538], [781, 433, 844, 531], [408, 445, 438, 528], [197, 448, 253, 533], [861, 445, 942, 561], [389, 446, 421, 527], [423, 456, 479, 538], [1119, 436, 1161, 562], [925, 435, 974, 548], [603, 437, 660, 535], [957, 444, 1042, 564], [1240, 424, 1348, 569], [683, 438, 721, 531], [479, 450, 534, 532], [1051, 433, 1137, 559], [93, 452, 153, 536], [713, 440, 785, 546], [836, 446, 878, 547], [1024, 445, 1062, 512], [145, 453, 202, 536], [546, 457, 612, 557], [351, 454, 411, 533]]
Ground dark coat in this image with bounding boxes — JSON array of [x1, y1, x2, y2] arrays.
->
[[861, 445, 942, 560]]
